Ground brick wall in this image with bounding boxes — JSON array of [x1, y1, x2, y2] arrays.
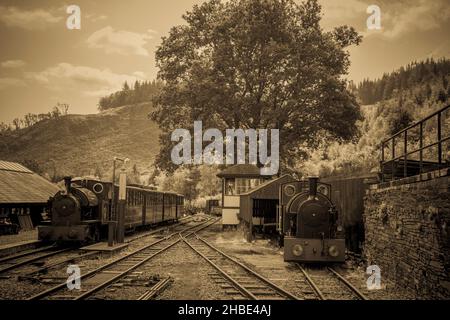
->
[[364, 169, 450, 299]]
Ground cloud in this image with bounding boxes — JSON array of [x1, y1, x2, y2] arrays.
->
[[84, 13, 107, 23], [87, 26, 155, 56], [25, 63, 146, 97], [0, 5, 62, 30], [1, 60, 26, 68], [423, 39, 450, 60], [319, 0, 450, 40], [0, 77, 26, 90], [320, 0, 368, 30], [132, 71, 147, 78], [363, 0, 450, 39]]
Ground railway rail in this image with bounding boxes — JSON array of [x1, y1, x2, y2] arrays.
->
[[182, 233, 300, 300], [0, 247, 73, 275], [124, 215, 192, 243], [296, 264, 368, 300], [0, 245, 55, 264], [0, 216, 194, 277], [27, 216, 218, 300]]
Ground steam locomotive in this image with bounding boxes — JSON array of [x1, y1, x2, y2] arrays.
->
[[38, 177, 184, 242], [278, 177, 345, 262]]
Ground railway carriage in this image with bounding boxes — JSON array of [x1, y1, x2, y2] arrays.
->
[[38, 177, 184, 242], [176, 194, 185, 217], [163, 192, 177, 222], [125, 186, 146, 229], [144, 191, 157, 225]]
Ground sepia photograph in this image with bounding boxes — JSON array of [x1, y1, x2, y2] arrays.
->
[[0, 0, 449, 313]]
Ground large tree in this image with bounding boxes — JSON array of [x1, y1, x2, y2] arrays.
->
[[152, 0, 362, 172]]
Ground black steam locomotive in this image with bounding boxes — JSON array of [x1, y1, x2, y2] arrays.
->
[[278, 177, 345, 262], [38, 177, 184, 242]]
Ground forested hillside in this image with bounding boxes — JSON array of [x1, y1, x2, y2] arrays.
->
[[297, 58, 449, 178], [355, 58, 449, 105], [98, 80, 163, 111]]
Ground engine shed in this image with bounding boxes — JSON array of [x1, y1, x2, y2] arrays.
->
[[0, 160, 60, 234], [239, 174, 295, 241]]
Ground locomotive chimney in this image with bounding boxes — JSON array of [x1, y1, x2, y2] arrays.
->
[[308, 176, 319, 198], [64, 176, 72, 193]]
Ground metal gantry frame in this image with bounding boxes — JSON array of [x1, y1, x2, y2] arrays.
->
[[381, 104, 449, 182]]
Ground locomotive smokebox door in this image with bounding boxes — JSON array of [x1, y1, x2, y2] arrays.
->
[[284, 237, 345, 262]]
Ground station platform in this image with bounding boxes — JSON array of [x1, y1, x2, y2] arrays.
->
[[80, 242, 129, 254], [0, 239, 43, 258]]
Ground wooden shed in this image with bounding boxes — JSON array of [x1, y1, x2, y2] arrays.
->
[[322, 173, 378, 252], [239, 174, 295, 240]]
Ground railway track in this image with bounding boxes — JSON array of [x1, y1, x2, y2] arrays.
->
[[0, 217, 194, 277], [182, 233, 300, 300], [27, 217, 218, 300], [296, 264, 368, 300], [0, 246, 73, 275], [124, 216, 192, 243]]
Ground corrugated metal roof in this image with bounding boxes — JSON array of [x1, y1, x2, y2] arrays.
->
[[0, 161, 60, 204], [0, 160, 33, 173]]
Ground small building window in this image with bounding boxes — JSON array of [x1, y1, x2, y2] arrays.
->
[[225, 178, 235, 195], [225, 178, 265, 195]]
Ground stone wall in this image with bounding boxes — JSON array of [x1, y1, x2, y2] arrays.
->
[[364, 169, 450, 299]]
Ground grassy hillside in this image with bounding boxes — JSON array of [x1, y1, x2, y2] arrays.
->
[[0, 102, 160, 181]]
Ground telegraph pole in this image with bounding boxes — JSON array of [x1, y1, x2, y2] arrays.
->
[[108, 156, 129, 246], [117, 168, 127, 243]]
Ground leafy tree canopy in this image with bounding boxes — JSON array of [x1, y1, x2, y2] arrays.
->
[[152, 0, 362, 172]]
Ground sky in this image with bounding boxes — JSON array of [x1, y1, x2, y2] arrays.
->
[[0, 0, 449, 124]]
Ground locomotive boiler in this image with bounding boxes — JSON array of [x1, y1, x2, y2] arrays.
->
[[278, 177, 345, 262]]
